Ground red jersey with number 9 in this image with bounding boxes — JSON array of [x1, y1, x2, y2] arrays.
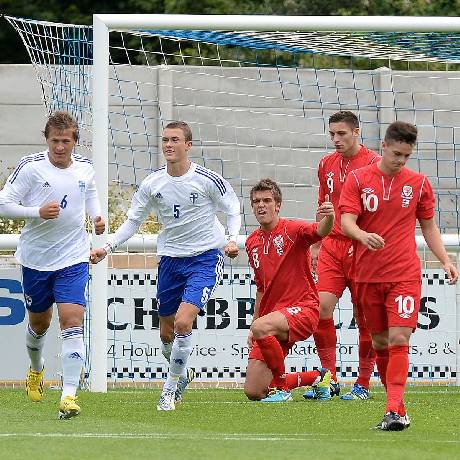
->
[[338, 162, 435, 282], [245, 218, 322, 318], [318, 145, 379, 238]]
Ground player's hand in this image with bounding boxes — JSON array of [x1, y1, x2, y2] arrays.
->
[[93, 216, 106, 235], [443, 261, 458, 284], [39, 201, 60, 219], [90, 248, 107, 264], [224, 240, 239, 259], [359, 231, 385, 251], [317, 194, 334, 218], [247, 330, 255, 349]]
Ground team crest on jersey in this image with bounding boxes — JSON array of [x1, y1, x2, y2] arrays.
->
[[78, 181, 86, 193], [189, 192, 199, 204], [401, 185, 413, 208], [273, 235, 284, 255]]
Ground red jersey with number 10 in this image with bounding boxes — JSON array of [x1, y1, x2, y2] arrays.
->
[[318, 145, 379, 238], [245, 218, 322, 318], [339, 163, 435, 282]]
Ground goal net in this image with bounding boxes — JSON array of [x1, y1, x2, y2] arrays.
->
[[5, 15, 460, 389]]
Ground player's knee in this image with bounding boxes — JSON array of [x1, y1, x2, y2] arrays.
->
[[60, 317, 83, 330], [250, 319, 269, 340], [28, 317, 51, 335], [319, 305, 334, 319], [174, 317, 193, 335], [244, 385, 265, 401], [371, 334, 388, 350], [29, 323, 49, 336], [389, 333, 410, 347]]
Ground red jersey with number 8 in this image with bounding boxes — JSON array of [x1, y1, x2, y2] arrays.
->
[[338, 163, 435, 282], [245, 218, 322, 317]]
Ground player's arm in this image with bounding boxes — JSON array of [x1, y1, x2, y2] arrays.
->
[[224, 212, 241, 258], [339, 172, 384, 251], [85, 173, 105, 235], [341, 213, 384, 251], [419, 218, 458, 284], [247, 290, 263, 348], [215, 178, 241, 259], [315, 194, 334, 237], [311, 161, 327, 270], [90, 180, 154, 263], [0, 165, 58, 219]]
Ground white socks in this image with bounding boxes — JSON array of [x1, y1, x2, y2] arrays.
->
[[61, 326, 85, 399], [26, 324, 47, 372], [163, 332, 192, 392]]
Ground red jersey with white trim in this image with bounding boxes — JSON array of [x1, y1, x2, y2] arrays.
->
[[245, 218, 322, 317], [339, 162, 435, 282], [318, 145, 379, 238]]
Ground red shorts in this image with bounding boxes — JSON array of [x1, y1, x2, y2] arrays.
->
[[316, 237, 356, 304], [355, 280, 421, 334], [249, 304, 319, 361]]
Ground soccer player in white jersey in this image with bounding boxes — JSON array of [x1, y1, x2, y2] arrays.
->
[[0, 111, 105, 419], [91, 121, 241, 411]]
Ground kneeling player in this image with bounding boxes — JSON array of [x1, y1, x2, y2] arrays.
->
[[244, 178, 334, 402]]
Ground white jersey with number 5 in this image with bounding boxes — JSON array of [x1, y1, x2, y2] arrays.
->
[[110, 162, 241, 257], [0, 151, 100, 271]]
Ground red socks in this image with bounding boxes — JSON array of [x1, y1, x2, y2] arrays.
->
[[375, 347, 389, 388], [285, 370, 321, 390], [375, 346, 408, 415], [313, 318, 337, 381], [386, 345, 409, 415], [355, 328, 376, 389], [255, 336, 288, 390]]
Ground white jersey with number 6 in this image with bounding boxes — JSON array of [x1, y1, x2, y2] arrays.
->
[[0, 151, 100, 271]]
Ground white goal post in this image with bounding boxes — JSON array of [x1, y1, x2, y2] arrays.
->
[[88, 14, 460, 392]]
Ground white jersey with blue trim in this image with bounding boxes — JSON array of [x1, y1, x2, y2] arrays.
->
[[0, 150, 99, 271], [114, 162, 241, 257]]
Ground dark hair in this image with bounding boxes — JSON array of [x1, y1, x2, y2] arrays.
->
[[43, 111, 79, 141], [250, 178, 282, 204], [384, 121, 417, 145], [328, 111, 359, 129], [165, 121, 192, 142]]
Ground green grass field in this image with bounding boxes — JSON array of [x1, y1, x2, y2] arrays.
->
[[0, 386, 459, 460]]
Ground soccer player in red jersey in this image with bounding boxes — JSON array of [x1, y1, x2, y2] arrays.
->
[[339, 121, 458, 430], [307, 111, 380, 401], [244, 178, 335, 402]]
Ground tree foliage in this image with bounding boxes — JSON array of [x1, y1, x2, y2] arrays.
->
[[2, 0, 460, 63]]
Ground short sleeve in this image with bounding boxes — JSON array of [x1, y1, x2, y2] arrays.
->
[[299, 221, 322, 245], [338, 171, 362, 216], [416, 176, 435, 220]]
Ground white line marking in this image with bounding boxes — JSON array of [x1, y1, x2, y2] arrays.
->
[[0, 432, 458, 444]]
